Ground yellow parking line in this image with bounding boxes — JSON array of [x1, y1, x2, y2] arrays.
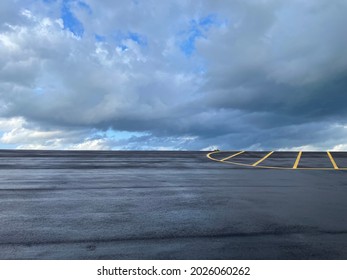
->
[[252, 151, 274, 166], [207, 151, 346, 170], [221, 151, 245, 161], [327, 151, 339, 170], [293, 151, 302, 169]]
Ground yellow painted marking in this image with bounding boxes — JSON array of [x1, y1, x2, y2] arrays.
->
[[252, 151, 274, 166], [221, 151, 245, 161], [293, 151, 302, 169], [206, 151, 347, 170], [327, 151, 339, 170]]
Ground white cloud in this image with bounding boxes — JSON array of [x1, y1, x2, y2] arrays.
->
[[332, 144, 347, 152], [0, 117, 68, 149], [68, 139, 109, 150], [278, 145, 320, 152], [0, 117, 25, 130], [0, 117, 108, 150], [201, 145, 219, 151]]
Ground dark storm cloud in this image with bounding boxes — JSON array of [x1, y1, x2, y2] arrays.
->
[[0, 0, 347, 150]]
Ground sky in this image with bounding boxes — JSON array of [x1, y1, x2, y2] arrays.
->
[[0, 0, 347, 151]]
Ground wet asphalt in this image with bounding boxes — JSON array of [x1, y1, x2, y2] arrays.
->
[[1, 150, 347, 259]]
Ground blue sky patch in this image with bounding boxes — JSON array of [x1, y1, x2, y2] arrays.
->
[[118, 45, 128, 51], [92, 129, 148, 141], [76, 0, 92, 13], [95, 34, 106, 42], [95, 31, 146, 51], [127, 32, 147, 46], [111, 31, 147, 46], [180, 14, 219, 56], [60, 0, 87, 37], [107, 31, 147, 52]]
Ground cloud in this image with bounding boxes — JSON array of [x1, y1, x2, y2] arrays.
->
[[68, 139, 109, 150], [0, 0, 347, 150], [332, 144, 347, 151], [0, 117, 90, 149]]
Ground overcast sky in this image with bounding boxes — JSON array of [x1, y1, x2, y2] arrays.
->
[[1, 0, 347, 150]]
